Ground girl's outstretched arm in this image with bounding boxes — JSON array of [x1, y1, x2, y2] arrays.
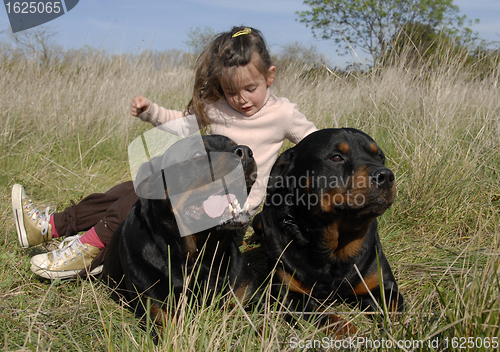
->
[[131, 95, 202, 137]]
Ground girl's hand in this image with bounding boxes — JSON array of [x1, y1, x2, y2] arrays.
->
[[131, 95, 151, 116]]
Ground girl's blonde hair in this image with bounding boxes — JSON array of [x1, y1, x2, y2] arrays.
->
[[185, 26, 273, 131]]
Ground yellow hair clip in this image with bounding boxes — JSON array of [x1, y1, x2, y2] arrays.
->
[[232, 28, 252, 38]]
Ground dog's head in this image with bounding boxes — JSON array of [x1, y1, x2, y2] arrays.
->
[[267, 128, 395, 222], [135, 134, 257, 235]]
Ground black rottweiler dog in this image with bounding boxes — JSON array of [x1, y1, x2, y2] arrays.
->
[[102, 134, 258, 332], [253, 128, 404, 333]]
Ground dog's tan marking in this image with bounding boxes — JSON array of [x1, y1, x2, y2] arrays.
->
[[277, 269, 311, 295], [335, 235, 365, 262], [369, 143, 379, 154], [322, 222, 339, 252], [306, 176, 312, 194], [181, 235, 198, 259], [320, 192, 333, 212], [352, 166, 370, 192], [149, 303, 171, 331], [353, 271, 380, 295], [322, 222, 367, 261], [233, 277, 254, 304], [324, 313, 358, 337], [337, 142, 350, 154], [321, 191, 346, 212]]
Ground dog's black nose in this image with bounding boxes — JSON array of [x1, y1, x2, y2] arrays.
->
[[231, 145, 253, 160], [370, 168, 394, 189]]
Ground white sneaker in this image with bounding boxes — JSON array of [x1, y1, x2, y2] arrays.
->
[[30, 235, 102, 279], [12, 184, 53, 248]]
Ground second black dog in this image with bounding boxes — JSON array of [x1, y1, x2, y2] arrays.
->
[[253, 128, 404, 334]]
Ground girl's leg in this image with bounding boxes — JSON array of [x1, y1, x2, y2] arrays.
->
[[52, 181, 136, 238], [31, 182, 138, 279], [12, 182, 135, 248], [13, 182, 139, 279]]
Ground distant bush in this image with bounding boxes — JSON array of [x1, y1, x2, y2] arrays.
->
[[384, 22, 500, 79]]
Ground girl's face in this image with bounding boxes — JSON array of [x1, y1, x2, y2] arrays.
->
[[222, 58, 276, 117]]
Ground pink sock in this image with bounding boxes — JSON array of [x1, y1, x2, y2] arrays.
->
[[79, 227, 106, 249], [49, 215, 60, 238]]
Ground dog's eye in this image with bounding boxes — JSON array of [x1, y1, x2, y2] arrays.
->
[[330, 155, 344, 163], [376, 154, 383, 162]]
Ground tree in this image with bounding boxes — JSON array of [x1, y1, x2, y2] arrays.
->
[[386, 22, 498, 75], [384, 22, 455, 66], [8, 24, 57, 65], [297, 0, 470, 64]]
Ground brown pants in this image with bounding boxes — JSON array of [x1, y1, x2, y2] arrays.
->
[[52, 181, 138, 268]]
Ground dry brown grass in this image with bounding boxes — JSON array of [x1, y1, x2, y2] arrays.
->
[[1, 44, 499, 350]]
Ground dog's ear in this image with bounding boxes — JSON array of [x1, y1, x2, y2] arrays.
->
[[261, 147, 311, 246], [267, 148, 296, 195]]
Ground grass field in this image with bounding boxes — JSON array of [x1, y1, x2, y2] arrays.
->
[[0, 46, 499, 351]]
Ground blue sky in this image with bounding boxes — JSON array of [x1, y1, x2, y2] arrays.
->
[[1, 0, 499, 67]]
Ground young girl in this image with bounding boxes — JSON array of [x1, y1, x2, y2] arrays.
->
[[12, 26, 317, 279]]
